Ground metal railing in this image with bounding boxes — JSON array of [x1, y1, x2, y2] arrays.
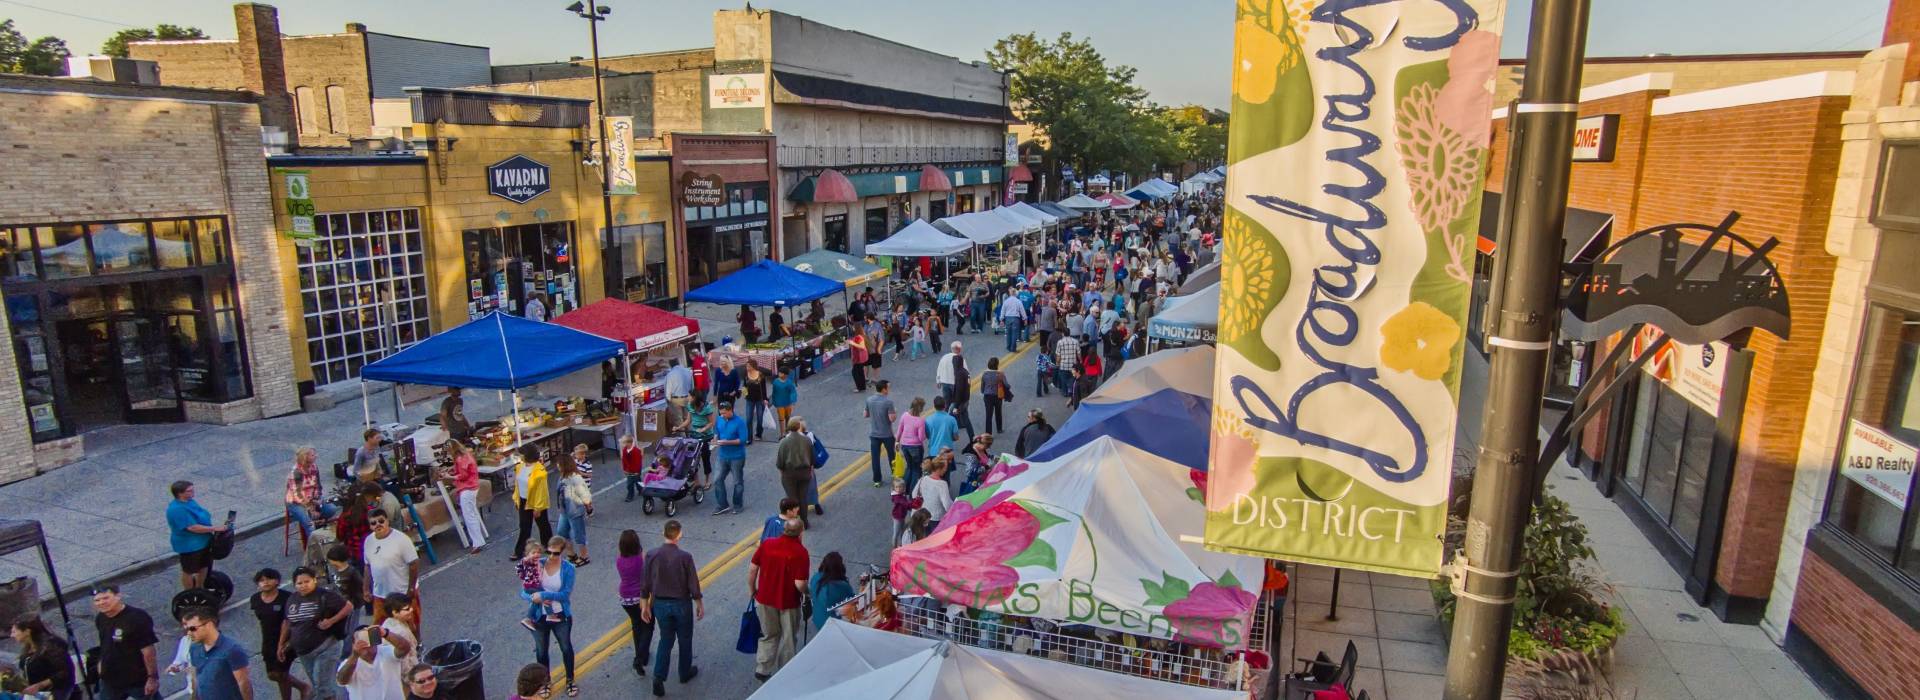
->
[[777, 144, 1002, 168], [839, 586, 1275, 692]]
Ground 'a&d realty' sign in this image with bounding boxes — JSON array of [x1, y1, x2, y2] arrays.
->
[[1204, 0, 1506, 578], [488, 155, 551, 204]]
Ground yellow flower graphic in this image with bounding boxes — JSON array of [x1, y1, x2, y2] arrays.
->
[[1233, 1, 1310, 105], [1219, 213, 1275, 344], [1379, 302, 1461, 381]]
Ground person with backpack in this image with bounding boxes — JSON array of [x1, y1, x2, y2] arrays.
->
[[1015, 410, 1056, 460]]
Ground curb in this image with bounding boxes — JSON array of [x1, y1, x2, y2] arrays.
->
[[36, 514, 283, 610]]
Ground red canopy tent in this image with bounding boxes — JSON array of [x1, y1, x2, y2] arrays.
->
[[1095, 192, 1139, 209], [550, 298, 701, 352]]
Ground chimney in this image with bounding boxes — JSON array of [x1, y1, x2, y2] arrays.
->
[[1886, 0, 1920, 84], [234, 3, 296, 148], [345, 23, 366, 34]]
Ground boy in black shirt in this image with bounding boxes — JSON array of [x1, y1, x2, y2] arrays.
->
[[250, 568, 311, 700], [90, 585, 159, 700], [281, 567, 350, 700]]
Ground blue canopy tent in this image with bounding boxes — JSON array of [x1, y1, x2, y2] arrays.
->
[[686, 258, 843, 307], [1027, 387, 1210, 471]]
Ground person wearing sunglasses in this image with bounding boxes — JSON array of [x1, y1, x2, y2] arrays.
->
[[403, 664, 448, 700], [525, 537, 580, 697], [182, 607, 252, 700]]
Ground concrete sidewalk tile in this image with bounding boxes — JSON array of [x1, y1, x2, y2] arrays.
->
[[1295, 564, 1338, 581], [1295, 574, 1374, 608], [1347, 667, 1386, 699], [1727, 647, 1823, 700], [1374, 610, 1444, 644], [1293, 628, 1382, 669], [1378, 639, 1446, 675], [1611, 632, 1675, 671], [1383, 670, 1445, 700], [1659, 640, 1767, 698], [1371, 585, 1434, 614], [1607, 663, 1696, 700], [1295, 603, 1378, 637], [1711, 621, 1784, 652], [1371, 573, 1431, 590], [1618, 587, 1722, 644]]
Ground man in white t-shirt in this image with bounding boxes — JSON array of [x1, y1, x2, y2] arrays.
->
[[361, 512, 420, 625], [336, 626, 409, 700]]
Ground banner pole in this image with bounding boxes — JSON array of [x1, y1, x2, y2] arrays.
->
[[1443, 1, 1591, 697]]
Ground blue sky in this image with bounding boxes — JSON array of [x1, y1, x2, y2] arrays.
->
[[0, 0, 1893, 109]]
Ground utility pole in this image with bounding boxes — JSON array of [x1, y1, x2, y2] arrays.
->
[[568, 2, 618, 303], [1443, 1, 1590, 698]]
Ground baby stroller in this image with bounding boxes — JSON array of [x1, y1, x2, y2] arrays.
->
[[639, 436, 705, 516]]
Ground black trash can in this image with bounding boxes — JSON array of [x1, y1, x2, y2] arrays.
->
[[424, 640, 485, 700]]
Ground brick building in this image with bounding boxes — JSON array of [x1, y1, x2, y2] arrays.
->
[[128, 4, 490, 150], [0, 74, 301, 481]]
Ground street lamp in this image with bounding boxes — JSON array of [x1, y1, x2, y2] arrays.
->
[[565, 2, 621, 303]]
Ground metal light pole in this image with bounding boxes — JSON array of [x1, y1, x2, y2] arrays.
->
[[1442, 0, 1590, 697], [568, 1, 619, 304]]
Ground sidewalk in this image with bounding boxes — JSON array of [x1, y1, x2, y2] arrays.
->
[[0, 385, 513, 596]]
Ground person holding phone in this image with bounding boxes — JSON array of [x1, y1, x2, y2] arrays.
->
[[166, 480, 229, 592]]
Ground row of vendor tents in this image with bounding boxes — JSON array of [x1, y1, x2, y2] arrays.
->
[[753, 342, 1253, 699]]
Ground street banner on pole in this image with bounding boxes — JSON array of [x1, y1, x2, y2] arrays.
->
[[1204, 0, 1506, 578], [606, 116, 637, 195]]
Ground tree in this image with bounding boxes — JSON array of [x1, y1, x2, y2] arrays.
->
[[987, 32, 1154, 196], [0, 19, 69, 76], [1157, 105, 1228, 168], [102, 24, 206, 58]]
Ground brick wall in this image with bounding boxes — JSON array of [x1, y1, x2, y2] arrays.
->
[[1792, 552, 1920, 699], [1884, 0, 1920, 84], [1492, 55, 1866, 106], [1488, 90, 1665, 225], [132, 32, 375, 148]]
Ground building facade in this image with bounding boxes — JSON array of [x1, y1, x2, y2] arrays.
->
[[0, 75, 301, 481], [266, 88, 675, 393]]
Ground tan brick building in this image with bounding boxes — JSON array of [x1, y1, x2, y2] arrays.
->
[[0, 75, 301, 482], [129, 6, 489, 150]]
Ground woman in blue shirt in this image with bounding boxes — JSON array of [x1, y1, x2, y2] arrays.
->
[[807, 552, 857, 631], [166, 480, 225, 591], [524, 536, 580, 697], [770, 368, 799, 430]]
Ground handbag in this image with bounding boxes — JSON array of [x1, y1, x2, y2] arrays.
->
[[736, 602, 762, 654], [891, 450, 906, 479]]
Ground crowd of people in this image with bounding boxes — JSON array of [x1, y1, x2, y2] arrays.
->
[[1, 190, 1222, 700]]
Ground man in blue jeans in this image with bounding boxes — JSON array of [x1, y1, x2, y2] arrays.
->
[[711, 402, 749, 515], [641, 520, 703, 696], [863, 381, 897, 487], [999, 289, 1026, 353]]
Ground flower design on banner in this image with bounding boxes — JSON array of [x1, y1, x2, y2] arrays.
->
[[892, 499, 1070, 609], [1146, 569, 1257, 649], [1219, 209, 1288, 371], [1379, 301, 1463, 381], [1208, 405, 1261, 511], [1231, 1, 1311, 105], [1395, 83, 1485, 234], [1435, 30, 1502, 147]]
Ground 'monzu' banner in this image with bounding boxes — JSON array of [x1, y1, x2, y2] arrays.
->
[[1204, 0, 1505, 578]]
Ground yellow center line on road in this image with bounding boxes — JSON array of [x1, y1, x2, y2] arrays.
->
[[556, 338, 1037, 683]]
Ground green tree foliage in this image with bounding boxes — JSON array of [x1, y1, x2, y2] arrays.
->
[[1158, 105, 1228, 167], [102, 24, 207, 58], [988, 33, 1164, 187], [0, 19, 69, 76]]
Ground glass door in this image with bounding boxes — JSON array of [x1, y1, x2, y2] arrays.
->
[[114, 314, 183, 423]]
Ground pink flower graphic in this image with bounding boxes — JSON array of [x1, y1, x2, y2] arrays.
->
[[937, 460, 1033, 533], [1436, 30, 1501, 147], [1186, 468, 1208, 504], [1396, 82, 1484, 235], [891, 500, 1040, 608], [982, 459, 1030, 488], [1164, 581, 1259, 649]]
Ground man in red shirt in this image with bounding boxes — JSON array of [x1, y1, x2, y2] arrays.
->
[[747, 518, 809, 680], [621, 435, 646, 503]]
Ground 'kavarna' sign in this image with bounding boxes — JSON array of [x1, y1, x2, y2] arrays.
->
[[488, 155, 551, 205]]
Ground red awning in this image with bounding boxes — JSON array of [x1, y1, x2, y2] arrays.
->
[[919, 164, 953, 192], [1008, 164, 1033, 182], [550, 299, 701, 353], [814, 169, 859, 203]]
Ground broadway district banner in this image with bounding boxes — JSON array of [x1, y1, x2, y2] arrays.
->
[[1204, 0, 1506, 578]]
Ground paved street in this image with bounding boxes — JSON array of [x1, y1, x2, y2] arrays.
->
[[23, 299, 1072, 698]]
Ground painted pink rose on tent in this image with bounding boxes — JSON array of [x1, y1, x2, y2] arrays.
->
[[936, 461, 1031, 533], [1164, 581, 1259, 649], [892, 499, 1040, 608]]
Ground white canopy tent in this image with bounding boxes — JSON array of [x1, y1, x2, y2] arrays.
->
[[984, 207, 1041, 235], [1006, 201, 1059, 227], [1056, 193, 1110, 210], [934, 211, 1018, 246], [866, 219, 974, 257], [1146, 282, 1219, 347], [749, 619, 1245, 700]]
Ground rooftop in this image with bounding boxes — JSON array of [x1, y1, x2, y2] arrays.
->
[[0, 73, 256, 104]]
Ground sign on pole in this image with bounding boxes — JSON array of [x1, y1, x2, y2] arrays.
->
[[607, 116, 637, 195], [1205, 0, 1507, 578]]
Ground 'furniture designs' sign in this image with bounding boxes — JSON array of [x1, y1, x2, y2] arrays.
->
[[1205, 0, 1505, 578], [487, 155, 551, 204]]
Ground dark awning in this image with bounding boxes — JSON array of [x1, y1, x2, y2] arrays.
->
[[1476, 191, 1613, 263], [772, 70, 1014, 123]]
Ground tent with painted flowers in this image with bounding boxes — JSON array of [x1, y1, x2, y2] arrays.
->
[[890, 436, 1265, 650]]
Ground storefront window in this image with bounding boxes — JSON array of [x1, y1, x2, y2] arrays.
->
[[1621, 370, 1718, 552], [1, 228, 38, 281], [299, 209, 430, 386], [865, 206, 889, 244], [823, 214, 849, 253], [89, 223, 153, 274], [7, 294, 57, 441], [151, 219, 195, 269], [463, 222, 577, 321], [611, 223, 669, 303], [1825, 304, 1920, 568], [42, 224, 89, 279], [929, 198, 948, 221]]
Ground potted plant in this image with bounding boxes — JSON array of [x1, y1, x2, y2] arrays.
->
[[1431, 488, 1628, 693]]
